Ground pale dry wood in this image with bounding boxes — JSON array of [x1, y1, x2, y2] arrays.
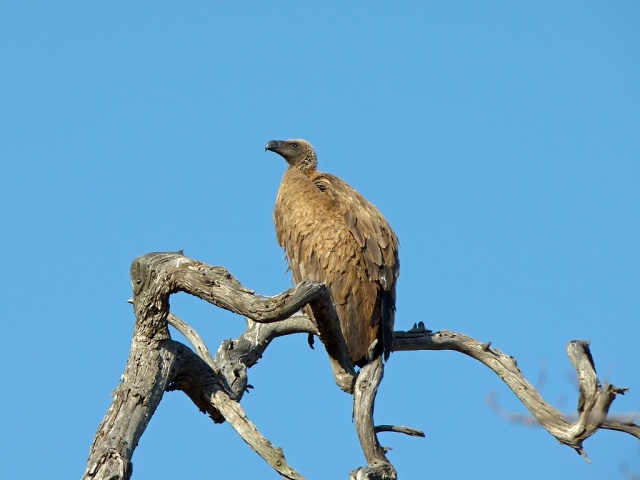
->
[[174, 306, 407, 478], [87, 252, 639, 480], [169, 342, 305, 480], [374, 425, 425, 437], [488, 389, 640, 437], [393, 326, 637, 459], [167, 313, 216, 367], [153, 251, 356, 393], [83, 338, 177, 480], [350, 356, 397, 480], [210, 313, 317, 401], [84, 254, 179, 480], [85, 252, 313, 480], [167, 311, 315, 402]]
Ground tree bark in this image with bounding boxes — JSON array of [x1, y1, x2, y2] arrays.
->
[[393, 325, 637, 459], [84, 253, 639, 479]]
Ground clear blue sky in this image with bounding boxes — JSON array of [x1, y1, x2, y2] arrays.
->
[[1, 2, 639, 479]]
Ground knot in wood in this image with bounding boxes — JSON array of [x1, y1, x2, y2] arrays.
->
[[358, 378, 370, 391], [130, 258, 150, 295]]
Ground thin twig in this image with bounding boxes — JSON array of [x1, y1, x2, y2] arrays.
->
[[374, 425, 425, 437]]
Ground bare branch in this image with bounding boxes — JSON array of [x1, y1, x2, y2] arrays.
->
[[135, 252, 356, 393], [393, 327, 638, 458], [488, 391, 640, 436], [168, 309, 318, 403], [212, 313, 317, 401], [83, 339, 178, 479], [88, 253, 638, 479], [374, 425, 425, 437], [601, 419, 640, 440], [564, 340, 629, 458], [351, 357, 396, 480], [170, 343, 306, 480], [86, 253, 315, 480], [168, 312, 216, 370]]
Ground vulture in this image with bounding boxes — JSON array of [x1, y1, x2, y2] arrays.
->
[[265, 139, 399, 367]]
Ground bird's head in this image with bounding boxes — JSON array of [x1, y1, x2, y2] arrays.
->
[[265, 139, 317, 172]]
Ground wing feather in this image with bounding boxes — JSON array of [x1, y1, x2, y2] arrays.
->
[[275, 167, 399, 365]]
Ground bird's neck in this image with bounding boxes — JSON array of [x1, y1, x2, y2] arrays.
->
[[288, 150, 318, 173], [290, 161, 317, 174]]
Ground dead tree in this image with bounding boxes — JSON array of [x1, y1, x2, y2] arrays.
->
[[83, 252, 640, 480]]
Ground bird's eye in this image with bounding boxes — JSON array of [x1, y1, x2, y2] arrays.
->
[[291, 143, 299, 148]]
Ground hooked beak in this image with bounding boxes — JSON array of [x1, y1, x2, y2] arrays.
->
[[265, 140, 285, 152]]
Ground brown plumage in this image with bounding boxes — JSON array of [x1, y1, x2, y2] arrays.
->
[[265, 139, 399, 366]]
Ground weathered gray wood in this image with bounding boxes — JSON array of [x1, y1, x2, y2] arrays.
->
[[564, 340, 629, 457], [83, 252, 179, 480], [83, 338, 177, 480], [84, 252, 310, 480], [393, 326, 635, 460], [210, 314, 317, 401], [85, 252, 639, 479], [143, 251, 356, 393], [169, 343, 306, 480], [351, 356, 397, 480], [374, 425, 425, 437]]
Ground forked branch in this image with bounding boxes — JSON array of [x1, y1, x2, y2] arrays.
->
[[393, 324, 638, 459], [85, 252, 639, 480], [140, 252, 356, 393], [85, 252, 323, 480]]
